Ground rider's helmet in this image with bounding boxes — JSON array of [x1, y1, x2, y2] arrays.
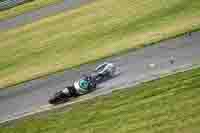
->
[[79, 78, 89, 89]]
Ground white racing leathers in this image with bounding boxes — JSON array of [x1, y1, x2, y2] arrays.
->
[[73, 81, 88, 95]]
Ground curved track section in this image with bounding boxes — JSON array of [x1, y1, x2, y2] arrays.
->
[[0, 32, 200, 123], [0, 0, 94, 31]]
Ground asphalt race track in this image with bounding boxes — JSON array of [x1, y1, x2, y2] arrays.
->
[[0, 0, 94, 31], [0, 31, 199, 123]]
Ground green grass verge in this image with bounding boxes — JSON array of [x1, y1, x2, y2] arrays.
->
[[0, 0, 63, 21], [0, 0, 200, 88], [1, 67, 200, 133]]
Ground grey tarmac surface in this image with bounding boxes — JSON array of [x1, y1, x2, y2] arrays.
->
[[0, 31, 200, 123], [0, 0, 94, 31]]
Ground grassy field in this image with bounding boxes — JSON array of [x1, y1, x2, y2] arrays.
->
[[0, 0, 200, 88], [0, 0, 62, 21], [1, 67, 200, 133]]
